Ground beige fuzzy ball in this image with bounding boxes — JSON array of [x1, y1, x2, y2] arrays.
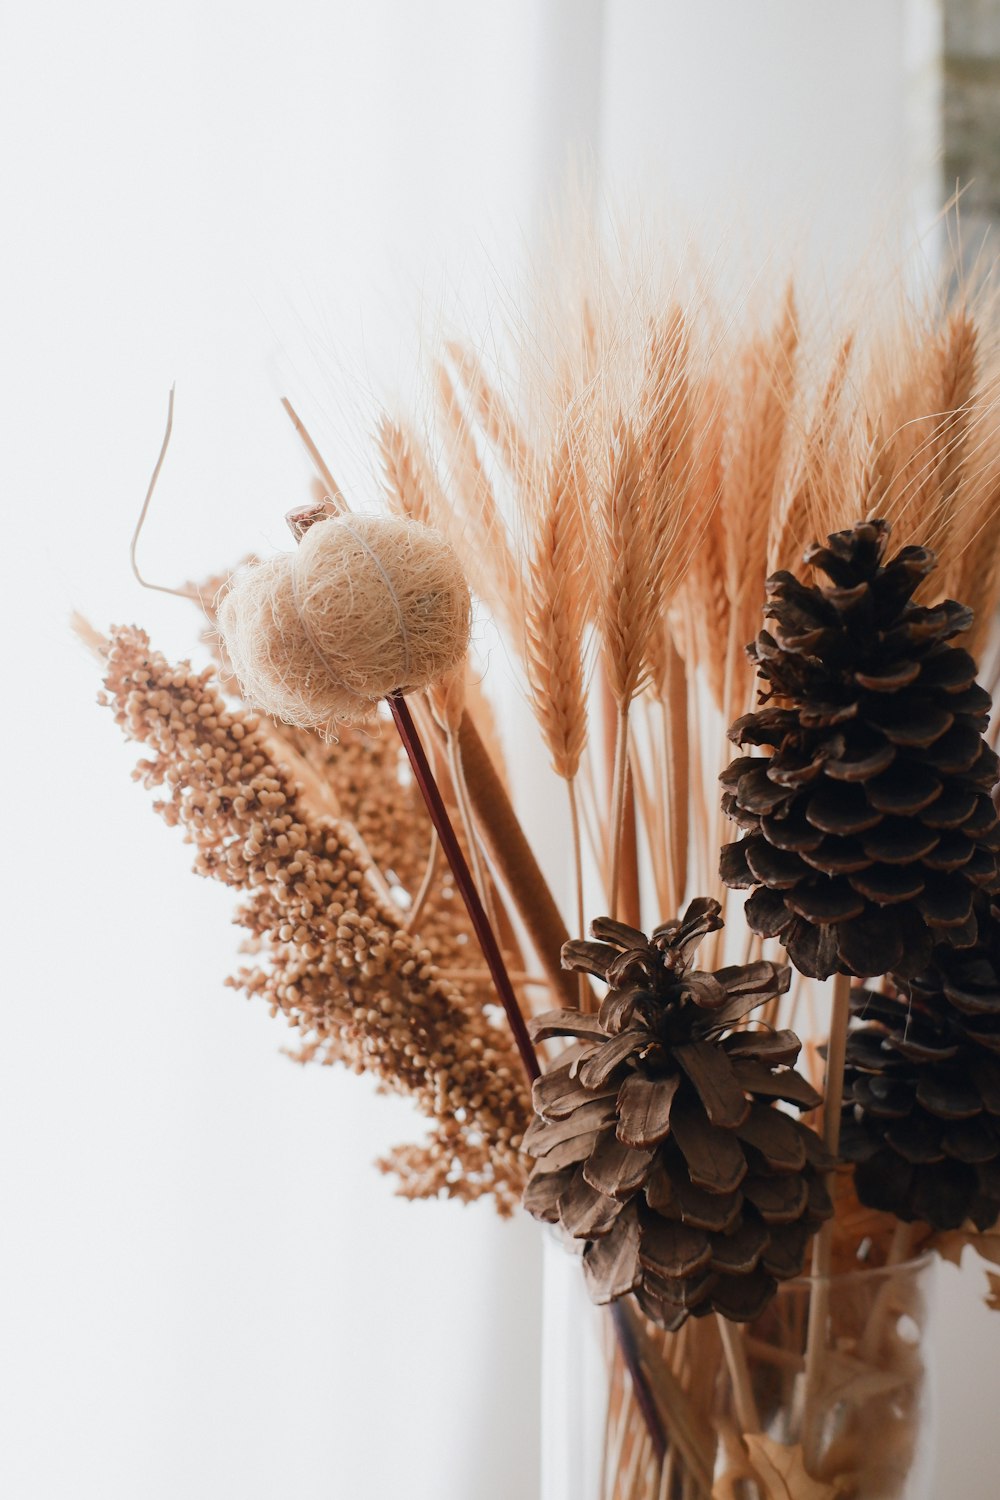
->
[[218, 514, 472, 730]]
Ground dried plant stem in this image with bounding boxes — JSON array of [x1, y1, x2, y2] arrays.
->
[[886, 1218, 917, 1266], [567, 775, 586, 940], [602, 1346, 629, 1500], [624, 1430, 653, 1499], [800, 969, 852, 1465], [682, 615, 713, 902], [859, 1221, 920, 1364], [820, 971, 852, 1159], [610, 1303, 667, 1465], [658, 1450, 674, 1500], [567, 775, 590, 1010], [445, 725, 492, 909], [608, 707, 630, 920], [632, 731, 670, 921], [628, 1313, 717, 1491], [716, 1317, 760, 1435], [403, 828, 439, 932], [457, 711, 577, 1008], [745, 1337, 803, 1373], [280, 397, 347, 509], [388, 691, 539, 1085], [577, 764, 607, 876], [661, 689, 687, 914]]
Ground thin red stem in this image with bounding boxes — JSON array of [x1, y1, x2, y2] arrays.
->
[[285, 507, 661, 1465], [387, 691, 540, 1084], [391, 691, 670, 1469]]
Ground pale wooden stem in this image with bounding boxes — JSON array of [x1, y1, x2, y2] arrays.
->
[[608, 705, 631, 920], [280, 396, 347, 509], [403, 828, 439, 932], [717, 1317, 760, 1435], [446, 725, 492, 912], [744, 1337, 803, 1373], [821, 970, 852, 1158], [567, 775, 591, 1011], [456, 711, 577, 1008], [887, 1219, 917, 1266], [130, 387, 201, 604], [859, 1222, 919, 1363], [659, 699, 679, 916], [387, 692, 539, 1086], [631, 722, 670, 919], [663, 633, 689, 910], [801, 969, 852, 1465]]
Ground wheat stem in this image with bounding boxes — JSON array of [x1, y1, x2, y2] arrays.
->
[[716, 1318, 760, 1436], [610, 1303, 667, 1464], [280, 397, 347, 510], [403, 828, 439, 932], [388, 692, 540, 1084], [566, 775, 591, 1011], [608, 706, 631, 920], [457, 712, 577, 1007], [446, 725, 492, 910], [800, 969, 852, 1466]]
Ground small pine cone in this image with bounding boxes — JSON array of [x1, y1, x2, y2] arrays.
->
[[720, 519, 1000, 980], [841, 902, 1000, 1232], [522, 898, 832, 1331]]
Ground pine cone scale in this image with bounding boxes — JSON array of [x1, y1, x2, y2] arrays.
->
[[674, 1042, 751, 1127], [584, 1131, 655, 1198], [616, 1071, 679, 1147]]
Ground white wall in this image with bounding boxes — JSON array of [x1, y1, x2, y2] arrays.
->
[[1, 5, 578, 1497], [3, 3, 995, 1498]]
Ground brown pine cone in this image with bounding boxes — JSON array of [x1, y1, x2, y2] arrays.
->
[[720, 519, 1000, 980], [522, 898, 832, 1331], [841, 902, 1000, 1232]]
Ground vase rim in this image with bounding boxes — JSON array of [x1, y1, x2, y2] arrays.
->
[[783, 1248, 933, 1290]]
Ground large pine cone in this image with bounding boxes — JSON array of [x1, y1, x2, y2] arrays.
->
[[720, 519, 1000, 980], [522, 898, 832, 1330], [841, 902, 1000, 1231]]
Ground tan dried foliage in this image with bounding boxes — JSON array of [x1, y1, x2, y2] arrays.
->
[[377, 413, 442, 529], [100, 626, 530, 1212], [522, 420, 590, 779], [435, 359, 522, 627]]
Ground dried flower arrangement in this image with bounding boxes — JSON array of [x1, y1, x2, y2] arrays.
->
[[89, 230, 1000, 1498]]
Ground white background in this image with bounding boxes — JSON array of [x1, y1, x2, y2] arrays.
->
[[2, 3, 997, 1497]]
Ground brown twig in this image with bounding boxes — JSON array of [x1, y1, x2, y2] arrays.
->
[[281, 396, 348, 510], [457, 711, 578, 1008], [388, 692, 540, 1086]]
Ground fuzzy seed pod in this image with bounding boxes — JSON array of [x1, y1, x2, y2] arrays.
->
[[218, 514, 472, 730]]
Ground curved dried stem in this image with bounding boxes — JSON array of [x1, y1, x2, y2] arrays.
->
[[404, 827, 440, 932]]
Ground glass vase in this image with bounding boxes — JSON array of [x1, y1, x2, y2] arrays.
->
[[544, 1250, 936, 1500], [708, 1252, 936, 1500]]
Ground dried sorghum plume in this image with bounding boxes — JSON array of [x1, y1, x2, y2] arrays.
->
[[100, 626, 530, 1213]]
